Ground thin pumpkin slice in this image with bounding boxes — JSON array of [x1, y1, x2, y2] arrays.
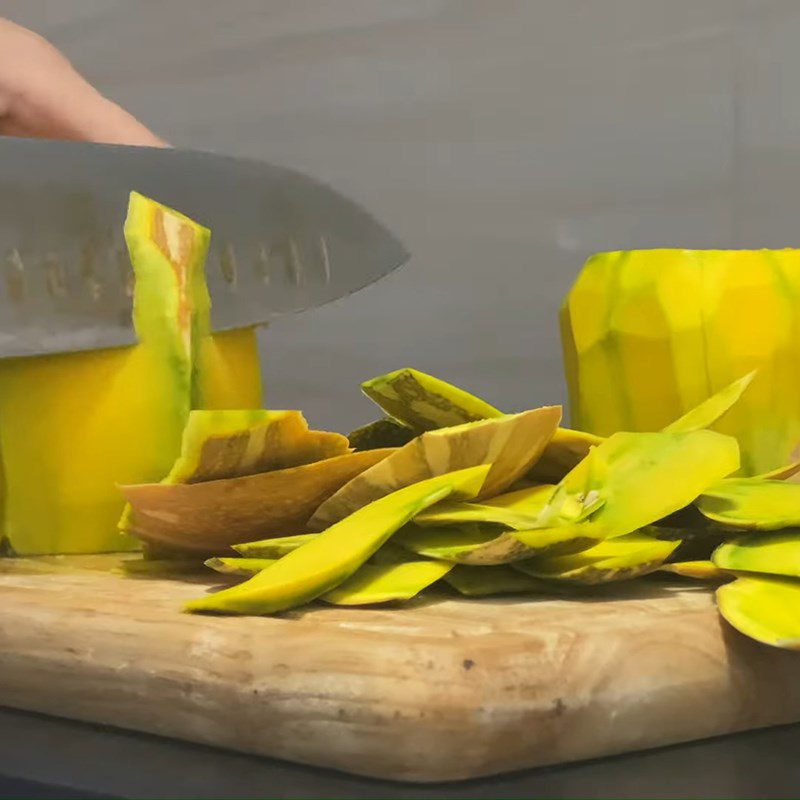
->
[[233, 534, 318, 558], [529, 428, 603, 482], [395, 522, 601, 565], [120, 408, 352, 538], [400, 429, 736, 565], [659, 560, 730, 581], [514, 532, 680, 585], [119, 558, 207, 576], [321, 560, 453, 606], [367, 541, 415, 565], [122, 448, 394, 555], [185, 465, 490, 614], [347, 418, 415, 451], [206, 555, 450, 605], [539, 430, 739, 541], [443, 564, 556, 596], [712, 532, 800, 578], [532, 372, 754, 482], [750, 459, 800, 481], [360, 367, 593, 484], [662, 371, 756, 434], [232, 536, 413, 565], [698, 479, 800, 530], [165, 409, 349, 484], [309, 407, 561, 530], [361, 367, 503, 431], [473, 430, 737, 566], [717, 576, 800, 649], [206, 557, 276, 576], [414, 483, 555, 530]]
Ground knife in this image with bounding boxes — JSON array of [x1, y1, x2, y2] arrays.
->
[[0, 137, 409, 357]]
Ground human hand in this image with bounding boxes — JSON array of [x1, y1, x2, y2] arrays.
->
[[0, 17, 167, 147]]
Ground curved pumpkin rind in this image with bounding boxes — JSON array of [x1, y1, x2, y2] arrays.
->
[[321, 560, 453, 606], [414, 483, 556, 531], [184, 465, 490, 615], [443, 564, 556, 596], [712, 532, 800, 578], [122, 448, 395, 555], [698, 479, 800, 530], [361, 367, 503, 432], [717, 576, 800, 649], [309, 407, 562, 531], [513, 533, 680, 585], [659, 560, 730, 581]]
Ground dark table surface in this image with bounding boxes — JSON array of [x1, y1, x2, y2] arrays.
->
[[2, 707, 800, 799]]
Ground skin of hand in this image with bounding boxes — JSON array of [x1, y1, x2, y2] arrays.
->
[[0, 17, 167, 147]]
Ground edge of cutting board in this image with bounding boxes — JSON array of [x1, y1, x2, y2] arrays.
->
[[2, 557, 800, 782]]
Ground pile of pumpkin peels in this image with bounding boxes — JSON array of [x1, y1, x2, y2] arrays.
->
[[120, 368, 800, 650]]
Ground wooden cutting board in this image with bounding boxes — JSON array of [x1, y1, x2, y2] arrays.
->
[[2, 555, 800, 783]]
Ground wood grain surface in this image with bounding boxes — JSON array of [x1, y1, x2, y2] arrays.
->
[[2, 556, 800, 782]]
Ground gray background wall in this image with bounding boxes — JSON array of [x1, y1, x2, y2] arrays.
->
[[3, 1, 796, 432]]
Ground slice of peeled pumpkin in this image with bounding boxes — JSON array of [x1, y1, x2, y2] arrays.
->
[[233, 534, 318, 559], [414, 483, 555, 530], [309, 407, 561, 530], [659, 560, 730, 581], [207, 555, 451, 605], [120, 408, 350, 536], [361, 367, 592, 483], [698, 480, 800, 530], [205, 557, 276, 576], [712, 532, 800, 578], [361, 368, 751, 485], [122, 448, 394, 554], [662, 371, 756, 434], [165, 409, 349, 484], [184, 464, 490, 614], [119, 557, 206, 576], [367, 541, 415, 565], [233, 535, 414, 565], [530, 372, 754, 481], [486, 430, 736, 565], [540, 430, 740, 541], [750, 459, 800, 482], [717, 576, 800, 649], [395, 522, 600, 565], [513, 533, 680, 585], [321, 560, 453, 606], [347, 418, 416, 451], [443, 564, 555, 596], [400, 429, 734, 565], [529, 428, 602, 482], [361, 367, 503, 431]]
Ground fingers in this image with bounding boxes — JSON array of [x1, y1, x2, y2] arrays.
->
[[0, 17, 168, 147]]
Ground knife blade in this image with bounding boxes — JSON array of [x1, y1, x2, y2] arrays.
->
[[0, 137, 408, 357]]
